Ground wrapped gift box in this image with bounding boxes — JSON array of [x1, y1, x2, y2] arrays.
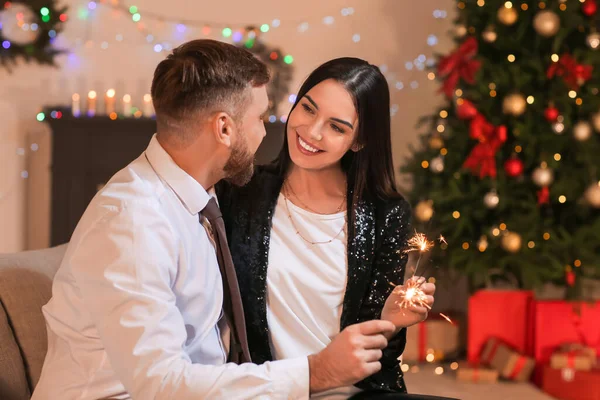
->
[[532, 301, 600, 384], [456, 366, 498, 383], [481, 338, 535, 382], [550, 343, 597, 371], [467, 290, 535, 364], [403, 316, 459, 362], [541, 364, 600, 400]]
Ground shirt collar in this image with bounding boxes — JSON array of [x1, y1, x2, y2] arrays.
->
[[145, 134, 210, 215]]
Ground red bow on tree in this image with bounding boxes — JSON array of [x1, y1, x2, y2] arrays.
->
[[547, 54, 593, 89], [437, 37, 482, 98], [463, 113, 508, 179]]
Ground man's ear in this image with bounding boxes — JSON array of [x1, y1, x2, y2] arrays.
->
[[212, 112, 234, 148]]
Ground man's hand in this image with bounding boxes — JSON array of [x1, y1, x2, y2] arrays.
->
[[381, 276, 435, 338], [307, 319, 396, 394]]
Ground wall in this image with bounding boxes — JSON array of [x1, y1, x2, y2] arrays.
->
[[0, 0, 455, 252]]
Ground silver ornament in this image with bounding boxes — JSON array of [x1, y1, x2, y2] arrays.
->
[[584, 183, 600, 208], [483, 190, 500, 209], [532, 166, 554, 187], [552, 121, 565, 134], [587, 32, 600, 50], [573, 121, 593, 141], [430, 156, 445, 174]]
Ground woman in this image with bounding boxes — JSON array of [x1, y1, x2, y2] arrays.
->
[[217, 58, 435, 397]]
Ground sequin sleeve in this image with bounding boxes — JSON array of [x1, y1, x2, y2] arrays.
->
[[355, 196, 412, 393]]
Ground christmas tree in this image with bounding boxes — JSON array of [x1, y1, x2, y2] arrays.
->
[[402, 0, 600, 299]]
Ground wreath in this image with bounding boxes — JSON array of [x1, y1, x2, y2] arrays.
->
[[0, 0, 67, 71], [238, 27, 294, 116]]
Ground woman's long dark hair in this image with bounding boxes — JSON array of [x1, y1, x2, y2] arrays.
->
[[273, 57, 401, 207]]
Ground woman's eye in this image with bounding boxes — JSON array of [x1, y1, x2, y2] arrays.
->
[[331, 124, 344, 133], [302, 104, 314, 114]]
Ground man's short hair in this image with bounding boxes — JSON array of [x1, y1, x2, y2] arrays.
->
[[151, 39, 270, 142]]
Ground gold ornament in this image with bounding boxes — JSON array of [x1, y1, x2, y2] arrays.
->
[[584, 183, 600, 208], [502, 93, 527, 116], [482, 26, 497, 43], [501, 231, 522, 253], [455, 24, 468, 38], [533, 10, 561, 38], [591, 112, 600, 132], [573, 121, 593, 141], [414, 200, 434, 222], [428, 135, 444, 150], [532, 165, 554, 187], [497, 5, 518, 26], [483, 190, 500, 209], [587, 32, 600, 50]]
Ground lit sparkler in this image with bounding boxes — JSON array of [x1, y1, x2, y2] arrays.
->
[[392, 231, 452, 389], [392, 278, 431, 310], [399, 231, 435, 277]]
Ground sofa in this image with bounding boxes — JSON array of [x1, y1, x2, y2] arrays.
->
[[0, 245, 67, 400]]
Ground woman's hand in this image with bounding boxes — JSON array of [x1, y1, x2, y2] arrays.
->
[[380, 276, 435, 336]]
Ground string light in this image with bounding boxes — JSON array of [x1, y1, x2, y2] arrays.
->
[[543, 232, 551, 240]]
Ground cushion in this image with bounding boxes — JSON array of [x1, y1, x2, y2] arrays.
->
[[0, 244, 67, 391]]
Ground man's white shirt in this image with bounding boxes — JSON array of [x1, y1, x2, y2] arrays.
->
[[32, 135, 309, 399]]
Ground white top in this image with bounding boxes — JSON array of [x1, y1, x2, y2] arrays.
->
[[267, 194, 361, 399], [33, 135, 309, 400]]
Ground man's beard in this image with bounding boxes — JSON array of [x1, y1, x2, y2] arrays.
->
[[223, 131, 255, 186]]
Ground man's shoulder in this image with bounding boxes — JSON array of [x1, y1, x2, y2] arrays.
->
[[75, 155, 172, 235]]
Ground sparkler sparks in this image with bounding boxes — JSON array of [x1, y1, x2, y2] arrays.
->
[[439, 312, 453, 324], [438, 235, 447, 245], [403, 232, 434, 254], [392, 279, 431, 310]]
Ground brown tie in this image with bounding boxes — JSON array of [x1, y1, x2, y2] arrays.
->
[[201, 198, 251, 364]]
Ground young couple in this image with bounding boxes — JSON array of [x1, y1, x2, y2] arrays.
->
[[33, 39, 435, 399]]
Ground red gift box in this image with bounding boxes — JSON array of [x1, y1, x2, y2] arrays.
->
[[541, 364, 600, 400], [467, 290, 535, 364], [532, 301, 600, 384]]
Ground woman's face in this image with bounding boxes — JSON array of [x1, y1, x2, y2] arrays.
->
[[286, 79, 359, 172]]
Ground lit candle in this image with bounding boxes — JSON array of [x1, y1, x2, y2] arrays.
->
[[72, 93, 81, 117], [87, 90, 97, 117], [105, 88, 116, 115], [123, 94, 132, 117], [142, 93, 154, 117]]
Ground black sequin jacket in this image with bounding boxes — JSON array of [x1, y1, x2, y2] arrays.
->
[[215, 165, 412, 392]]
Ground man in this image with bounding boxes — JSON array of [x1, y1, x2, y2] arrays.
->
[[32, 39, 396, 399]]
